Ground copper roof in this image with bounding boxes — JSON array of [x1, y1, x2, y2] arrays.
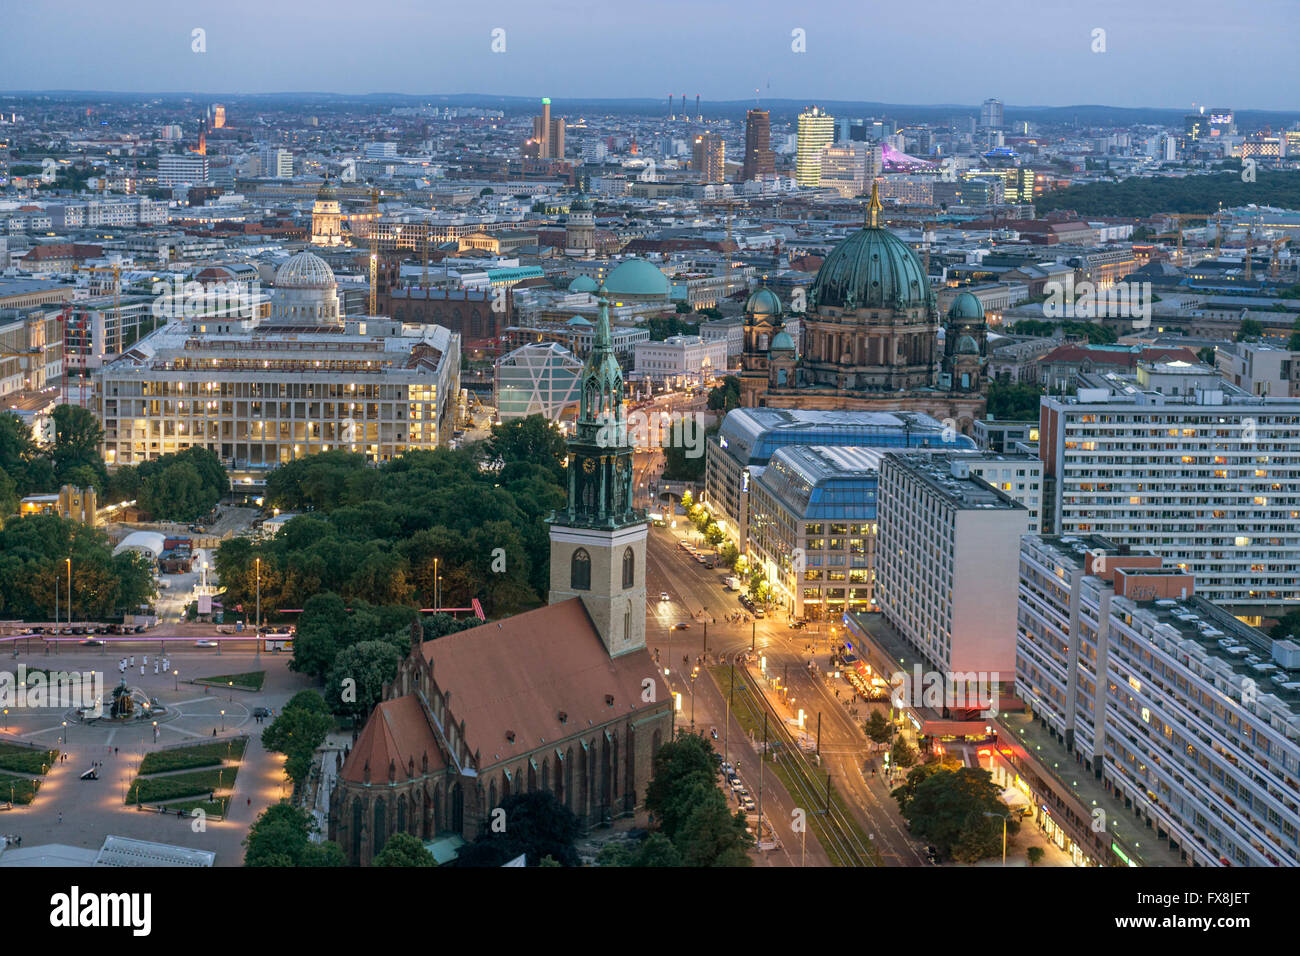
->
[[422, 598, 665, 767], [339, 694, 444, 784]]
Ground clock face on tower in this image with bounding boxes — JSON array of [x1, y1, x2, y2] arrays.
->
[[582, 458, 597, 474]]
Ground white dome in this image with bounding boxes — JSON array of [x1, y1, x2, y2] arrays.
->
[[274, 251, 336, 290]]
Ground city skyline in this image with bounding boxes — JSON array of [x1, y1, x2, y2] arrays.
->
[[2, 0, 1297, 110]]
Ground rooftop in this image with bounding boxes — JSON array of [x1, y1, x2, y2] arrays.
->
[[884, 452, 1027, 511]]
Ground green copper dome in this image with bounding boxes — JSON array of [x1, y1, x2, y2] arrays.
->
[[603, 258, 670, 298], [809, 182, 931, 312], [948, 291, 986, 321], [568, 275, 599, 293], [745, 287, 783, 317], [770, 330, 796, 352]]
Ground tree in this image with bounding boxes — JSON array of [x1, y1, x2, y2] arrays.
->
[[262, 691, 333, 792], [51, 404, 106, 488], [372, 831, 436, 867], [1272, 608, 1300, 641], [642, 734, 751, 866], [866, 710, 893, 745], [455, 791, 582, 867], [1198, 346, 1217, 365], [1237, 317, 1264, 342], [893, 766, 1016, 861], [679, 489, 693, 511], [487, 415, 567, 477], [244, 803, 343, 867], [1026, 845, 1045, 866], [890, 737, 917, 769], [325, 639, 401, 721], [707, 376, 741, 412], [0, 411, 53, 496]]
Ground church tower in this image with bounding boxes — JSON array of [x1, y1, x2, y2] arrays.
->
[[311, 175, 343, 247], [548, 287, 647, 658]]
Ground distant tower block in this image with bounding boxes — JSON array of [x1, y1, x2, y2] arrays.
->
[[696, 94, 701, 122]]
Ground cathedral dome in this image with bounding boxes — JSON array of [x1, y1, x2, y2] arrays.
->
[[745, 287, 783, 317], [809, 183, 930, 312], [316, 177, 337, 202], [955, 334, 980, 354], [569, 194, 593, 212], [568, 274, 599, 293], [275, 251, 336, 291], [770, 330, 796, 353], [603, 258, 670, 298], [948, 291, 986, 322]]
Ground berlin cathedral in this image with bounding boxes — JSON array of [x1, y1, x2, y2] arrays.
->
[[739, 183, 988, 432]]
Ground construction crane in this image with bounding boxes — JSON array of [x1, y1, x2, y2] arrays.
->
[[1152, 212, 1226, 264], [1270, 237, 1290, 280], [70, 263, 122, 405], [368, 187, 380, 315]]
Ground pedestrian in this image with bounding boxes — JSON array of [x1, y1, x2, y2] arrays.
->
[[212, 728, 217, 737], [247, 798, 251, 807], [114, 747, 118, 755], [58, 811, 62, 823]]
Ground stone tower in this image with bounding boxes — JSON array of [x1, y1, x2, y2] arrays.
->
[[548, 286, 647, 658], [311, 175, 343, 247]]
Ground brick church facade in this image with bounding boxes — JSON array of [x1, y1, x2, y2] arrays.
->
[[329, 285, 673, 866]]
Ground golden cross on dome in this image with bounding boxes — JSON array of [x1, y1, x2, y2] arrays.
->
[[866, 180, 882, 229]]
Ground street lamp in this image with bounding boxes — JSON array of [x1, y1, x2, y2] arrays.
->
[[66, 557, 72, 631], [254, 556, 261, 661], [228, 680, 233, 701], [219, 709, 225, 732], [985, 811, 1010, 866], [61, 720, 67, 744], [152, 720, 158, 743], [433, 557, 439, 612], [173, 669, 178, 691]]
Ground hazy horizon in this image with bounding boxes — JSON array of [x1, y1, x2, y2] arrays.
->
[[1, 0, 1296, 111]]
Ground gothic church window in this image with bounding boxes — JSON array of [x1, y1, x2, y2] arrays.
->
[[572, 548, 591, 591]]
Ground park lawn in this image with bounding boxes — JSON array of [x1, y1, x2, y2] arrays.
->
[[0, 743, 59, 775], [138, 738, 247, 775], [127, 766, 239, 805], [161, 797, 230, 819], [0, 772, 40, 804], [197, 671, 265, 691]]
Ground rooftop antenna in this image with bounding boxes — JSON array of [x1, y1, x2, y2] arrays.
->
[[668, 93, 674, 120], [696, 94, 701, 123]]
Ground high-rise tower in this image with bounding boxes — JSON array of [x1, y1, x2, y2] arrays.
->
[[548, 288, 647, 658], [742, 108, 775, 180], [796, 106, 834, 187]]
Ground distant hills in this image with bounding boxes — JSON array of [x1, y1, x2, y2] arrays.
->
[[4, 90, 1300, 129]]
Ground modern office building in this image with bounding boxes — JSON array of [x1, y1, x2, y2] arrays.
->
[[741, 109, 775, 181], [744, 443, 1040, 620], [795, 107, 835, 187], [1215, 340, 1300, 397], [1039, 382, 1300, 612], [979, 98, 1005, 129], [157, 154, 210, 188], [819, 142, 881, 199], [1016, 534, 1300, 867], [876, 452, 1030, 679], [529, 98, 565, 159], [704, 407, 973, 554], [692, 133, 726, 184], [94, 252, 460, 485], [0, 307, 63, 398], [493, 342, 583, 422], [632, 334, 727, 387]]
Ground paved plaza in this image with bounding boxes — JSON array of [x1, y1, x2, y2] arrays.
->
[[0, 648, 316, 866]]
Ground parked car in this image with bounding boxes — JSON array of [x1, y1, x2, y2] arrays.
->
[[660, 592, 671, 602], [252, 706, 273, 718], [925, 845, 940, 863], [672, 622, 690, 630], [740, 795, 757, 812]]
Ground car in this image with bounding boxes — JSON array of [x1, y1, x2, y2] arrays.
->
[[753, 607, 765, 618], [729, 778, 745, 793], [790, 620, 807, 630], [710, 727, 719, 740], [79, 638, 105, 646], [672, 622, 690, 630], [252, 706, 273, 718], [660, 592, 670, 602], [720, 762, 733, 776], [194, 639, 219, 647], [740, 795, 757, 812], [925, 845, 940, 863]]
